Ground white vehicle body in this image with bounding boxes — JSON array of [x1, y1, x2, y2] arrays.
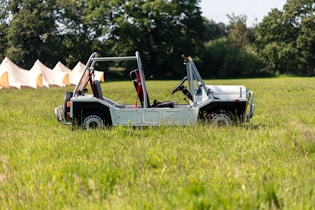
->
[[55, 52, 254, 129]]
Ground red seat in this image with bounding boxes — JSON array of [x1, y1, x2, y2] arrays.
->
[[130, 69, 174, 108]]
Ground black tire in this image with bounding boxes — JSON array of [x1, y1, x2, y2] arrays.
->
[[82, 112, 105, 130], [208, 110, 232, 126]]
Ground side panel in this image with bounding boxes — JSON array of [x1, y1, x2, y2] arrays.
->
[[110, 108, 142, 125], [69, 97, 199, 126], [111, 107, 199, 126], [143, 108, 198, 125]]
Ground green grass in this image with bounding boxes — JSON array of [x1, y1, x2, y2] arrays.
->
[[1, 77, 315, 209]]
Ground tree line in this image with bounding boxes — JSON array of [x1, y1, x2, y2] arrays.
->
[[0, 0, 314, 79]]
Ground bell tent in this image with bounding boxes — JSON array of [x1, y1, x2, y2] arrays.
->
[[0, 57, 36, 89], [30, 60, 68, 87], [72, 61, 104, 84], [52, 61, 71, 86]]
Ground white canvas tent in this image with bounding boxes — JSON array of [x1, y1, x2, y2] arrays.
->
[[53, 61, 71, 74], [52, 61, 71, 86], [95, 70, 105, 82], [72, 61, 104, 84], [0, 57, 36, 89], [29, 60, 49, 88], [0, 57, 103, 90], [31, 60, 69, 87], [72, 61, 86, 84], [53, 61, 75, 85]]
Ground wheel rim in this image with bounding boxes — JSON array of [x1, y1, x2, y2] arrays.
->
[[211, 113, 232, 126], [82, 115, 104, 129]]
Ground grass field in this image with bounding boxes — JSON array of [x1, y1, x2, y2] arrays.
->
[[1, 77, 315, 209]]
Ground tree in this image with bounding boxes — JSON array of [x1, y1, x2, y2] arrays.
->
[[3, 0, 97, 69], [202, 18, 227, 42], [53, 0, 98, 67], [0, 0, 9, 59], [227, 14, 250, 48], [256, 9, 297, 72], [287, 0, 315, 75], [201, 37, 264, 78], [199, 14, 264, 78], [256, 0, 315, 74], [84, 0, 205, 78], [4, 0, 59, 68]]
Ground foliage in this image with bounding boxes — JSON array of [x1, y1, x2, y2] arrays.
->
[[0, 0, 9, 60], [200, 15, 264, 78], [256, 0, 315, 75], [5, 0, 58, 68], [1, 77, 315, 209], [202, 18, 227, 42], [84, 0, 205, 78], [0, 0, 207, 76], [227, 14, 250, 48], [1, 0, 315, 77], [53, 0, 97, 67], [201, 38, 264, 78], [1, 0, 98, 69]]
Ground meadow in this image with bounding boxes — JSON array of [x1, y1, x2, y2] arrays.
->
[[0, 77, 315, 209]]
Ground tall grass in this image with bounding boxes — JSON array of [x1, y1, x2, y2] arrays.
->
[[0, 77, 315, 209]]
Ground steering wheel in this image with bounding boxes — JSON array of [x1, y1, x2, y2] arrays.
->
[[171, 76, 187, 94]]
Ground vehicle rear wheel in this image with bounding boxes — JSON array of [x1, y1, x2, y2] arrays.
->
[[209, 110, 232, 126], [82, 112, 104, 130]]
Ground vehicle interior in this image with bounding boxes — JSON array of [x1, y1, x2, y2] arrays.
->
[[73, 52, 198, 109]]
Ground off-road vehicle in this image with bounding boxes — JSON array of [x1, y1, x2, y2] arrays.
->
[[55, 51, 254, 129]]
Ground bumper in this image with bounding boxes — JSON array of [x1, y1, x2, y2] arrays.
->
[[55, 105, 71, 125], [246, 91, 255, 121]]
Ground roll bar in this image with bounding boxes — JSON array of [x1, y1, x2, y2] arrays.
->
[[72, 52, 149, 107]]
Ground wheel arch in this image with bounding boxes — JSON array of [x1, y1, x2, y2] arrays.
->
[[199, 101, 247, 121], [72, 101, 112, 126]]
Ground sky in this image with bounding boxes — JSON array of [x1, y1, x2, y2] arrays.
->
[[199, 0, 286, 26]]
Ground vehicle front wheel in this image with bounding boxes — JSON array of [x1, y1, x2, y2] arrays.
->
[[82, 112, 104, 130], [208, 110, 232, 126]]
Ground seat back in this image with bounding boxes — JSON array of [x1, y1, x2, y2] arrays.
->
[[130, 69, 149, 107], [92, 80, 103, 99]]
